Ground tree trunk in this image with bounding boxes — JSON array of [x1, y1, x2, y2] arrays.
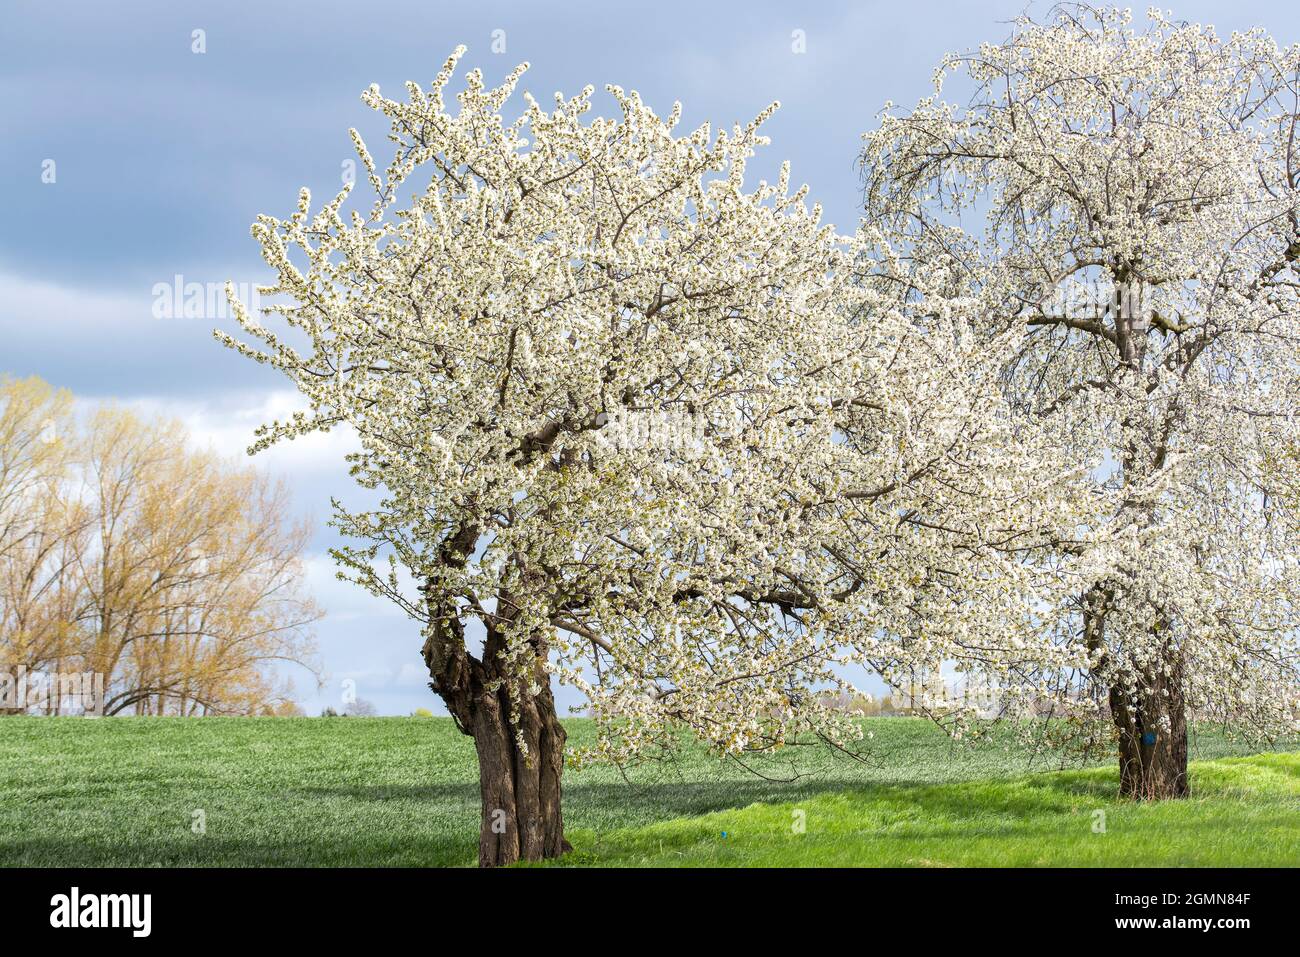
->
[[1109, 650, 1189, 800], [420, 582, 571, 867], [469, 677, 570, 867], [1085, 586, 1189, 800]]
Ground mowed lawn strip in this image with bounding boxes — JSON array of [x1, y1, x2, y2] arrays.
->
[[0, 716, 1293, 867]]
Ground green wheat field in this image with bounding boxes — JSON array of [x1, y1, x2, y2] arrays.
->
[[1, 717, 1296, 867]]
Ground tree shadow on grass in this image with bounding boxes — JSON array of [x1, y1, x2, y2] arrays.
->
[[292, 777, 937, 823], [292, 783, 479, 803], [288, 767, 1120, 830]]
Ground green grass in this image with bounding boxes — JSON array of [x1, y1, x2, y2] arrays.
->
[[546, 753, 1300, 867], [0, 716, 1294, 867]]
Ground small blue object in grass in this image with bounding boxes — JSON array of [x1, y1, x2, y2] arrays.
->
[[1142, 731, 1157, 746], [721, 832, 728, 839]]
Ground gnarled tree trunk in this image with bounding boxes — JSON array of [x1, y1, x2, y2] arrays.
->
[[1109, 649, 1189, 800], [1085, 586, 1189, 800], [470, 673, 570, 867], [421, 581, 571, 867]]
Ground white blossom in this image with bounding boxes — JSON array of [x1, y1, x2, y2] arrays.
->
[[217, 48, 1061, 765], [860, 5, 1300, 758]]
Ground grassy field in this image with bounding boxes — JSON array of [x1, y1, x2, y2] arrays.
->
[[0, 716, 1295, 867]]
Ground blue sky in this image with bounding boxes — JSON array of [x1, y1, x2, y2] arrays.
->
[[3, 0, 1296, 715]]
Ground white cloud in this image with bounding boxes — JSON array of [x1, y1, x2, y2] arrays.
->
[[114, 388, 361, 473], [0, 268, 279, 397], [302, 551, 414, 622]]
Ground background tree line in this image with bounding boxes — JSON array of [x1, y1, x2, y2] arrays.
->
[[0, 375, 319, 715]]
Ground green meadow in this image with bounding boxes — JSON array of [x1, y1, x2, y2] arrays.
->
[[0, 716, 1294, 867]]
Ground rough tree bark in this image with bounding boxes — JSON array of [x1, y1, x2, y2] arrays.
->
[[420, 554, 570, 866], [467, 663, 570, 866], [1085, 586, 1189, 799], [1109, 643, 1189, 800]]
